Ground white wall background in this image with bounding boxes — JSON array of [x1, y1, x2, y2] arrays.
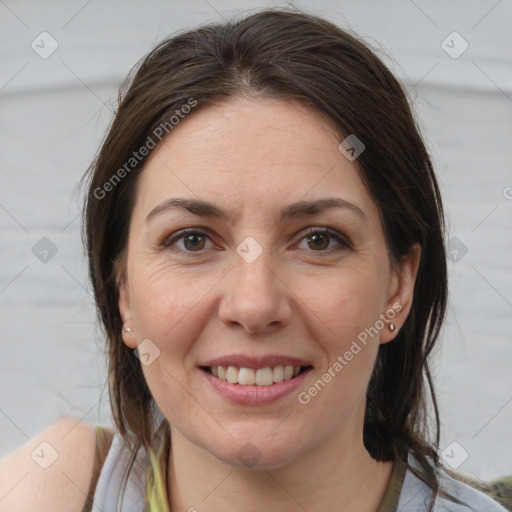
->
[[1, 0, 511, 482]]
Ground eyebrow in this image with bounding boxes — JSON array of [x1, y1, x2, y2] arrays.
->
[[146, 197, 368, 225]]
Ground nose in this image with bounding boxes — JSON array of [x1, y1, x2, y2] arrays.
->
[[218, 250, 293, 335]]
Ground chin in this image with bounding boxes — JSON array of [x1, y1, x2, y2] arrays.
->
[[205, 433, 303, 471]]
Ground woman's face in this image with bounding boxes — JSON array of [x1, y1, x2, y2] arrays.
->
[[118, 97, 419, 468]]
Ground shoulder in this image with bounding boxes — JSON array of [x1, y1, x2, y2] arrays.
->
[[397, 459, 508, 511], [0, 417, 97, 512], [436, 471, 509, 511]]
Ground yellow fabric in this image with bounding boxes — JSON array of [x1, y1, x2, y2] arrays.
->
[[143, 422, 171, 512], [143, 423, 406, 512], [87, 421, 408, 511], [86, 424, 512, 511], [144, 436, 170, 512]]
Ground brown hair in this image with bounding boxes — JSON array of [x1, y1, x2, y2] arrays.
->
[[82, 7, 450, 507]]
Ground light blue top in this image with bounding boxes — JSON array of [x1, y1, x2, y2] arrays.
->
[[396, 456, 507, 511], [89, 424, 507, 512]]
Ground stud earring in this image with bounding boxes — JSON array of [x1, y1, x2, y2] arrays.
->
[[123, 327, 132, 334], [389, 323, 396, 332]]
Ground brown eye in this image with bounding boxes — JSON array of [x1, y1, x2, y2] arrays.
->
[[297, 227, 351, 254], [162, 226, 350, 257], [163, 229, 214, 254], [307, 232, 330, 250], [181, 233, 206, 251]]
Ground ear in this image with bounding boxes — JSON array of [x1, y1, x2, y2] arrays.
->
[[380, 243, 421, 344], [118, 268, 138, 349]]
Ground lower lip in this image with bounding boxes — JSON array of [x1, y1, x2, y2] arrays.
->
[[200, 368, 312, 406]]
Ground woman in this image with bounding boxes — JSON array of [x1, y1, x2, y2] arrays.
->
[[0, 8, 507, 512]]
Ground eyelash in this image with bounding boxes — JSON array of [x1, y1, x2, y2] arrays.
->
[[160, 226, 351, 257]]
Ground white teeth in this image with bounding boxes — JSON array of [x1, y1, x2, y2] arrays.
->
[[226, 366, 239, 384], [238, 367, 255, 385], [273, 365, 284, 383], [209, 365, 304, 386], [255, 367, 273, 386]]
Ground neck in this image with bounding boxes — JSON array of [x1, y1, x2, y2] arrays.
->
[[166, 424, 393, 512]]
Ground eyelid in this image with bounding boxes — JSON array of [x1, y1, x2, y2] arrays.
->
[[299, 226, 352, 250], [160, 225, 352, 254], [160, 226, 215, 247]]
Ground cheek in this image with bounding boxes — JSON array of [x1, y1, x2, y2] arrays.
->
[[129, 263, 221, 355], [296, 272, 383, 421], [294, 267, 386, 402], [297, 266, 387, 348]]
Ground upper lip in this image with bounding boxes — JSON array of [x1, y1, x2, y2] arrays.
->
[[199, 354, 313, 369]]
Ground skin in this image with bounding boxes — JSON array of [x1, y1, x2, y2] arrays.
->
[[0, 418, 95, 511], [118, 96, 421, 511]]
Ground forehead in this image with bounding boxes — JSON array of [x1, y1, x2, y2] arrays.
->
[[132, 97, 379, 226]]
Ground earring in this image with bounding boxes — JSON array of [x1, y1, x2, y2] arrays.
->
[[389, 323, 396, 332], [123, 327, 132, 334]]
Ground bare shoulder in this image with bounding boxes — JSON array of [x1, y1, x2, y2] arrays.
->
[[0, 417, 96, 512]]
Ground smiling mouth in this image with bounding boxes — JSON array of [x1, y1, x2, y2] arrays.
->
[[200, 365, 313, 386]]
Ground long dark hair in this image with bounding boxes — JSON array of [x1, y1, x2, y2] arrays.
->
[[81, 7, 449, 507]]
